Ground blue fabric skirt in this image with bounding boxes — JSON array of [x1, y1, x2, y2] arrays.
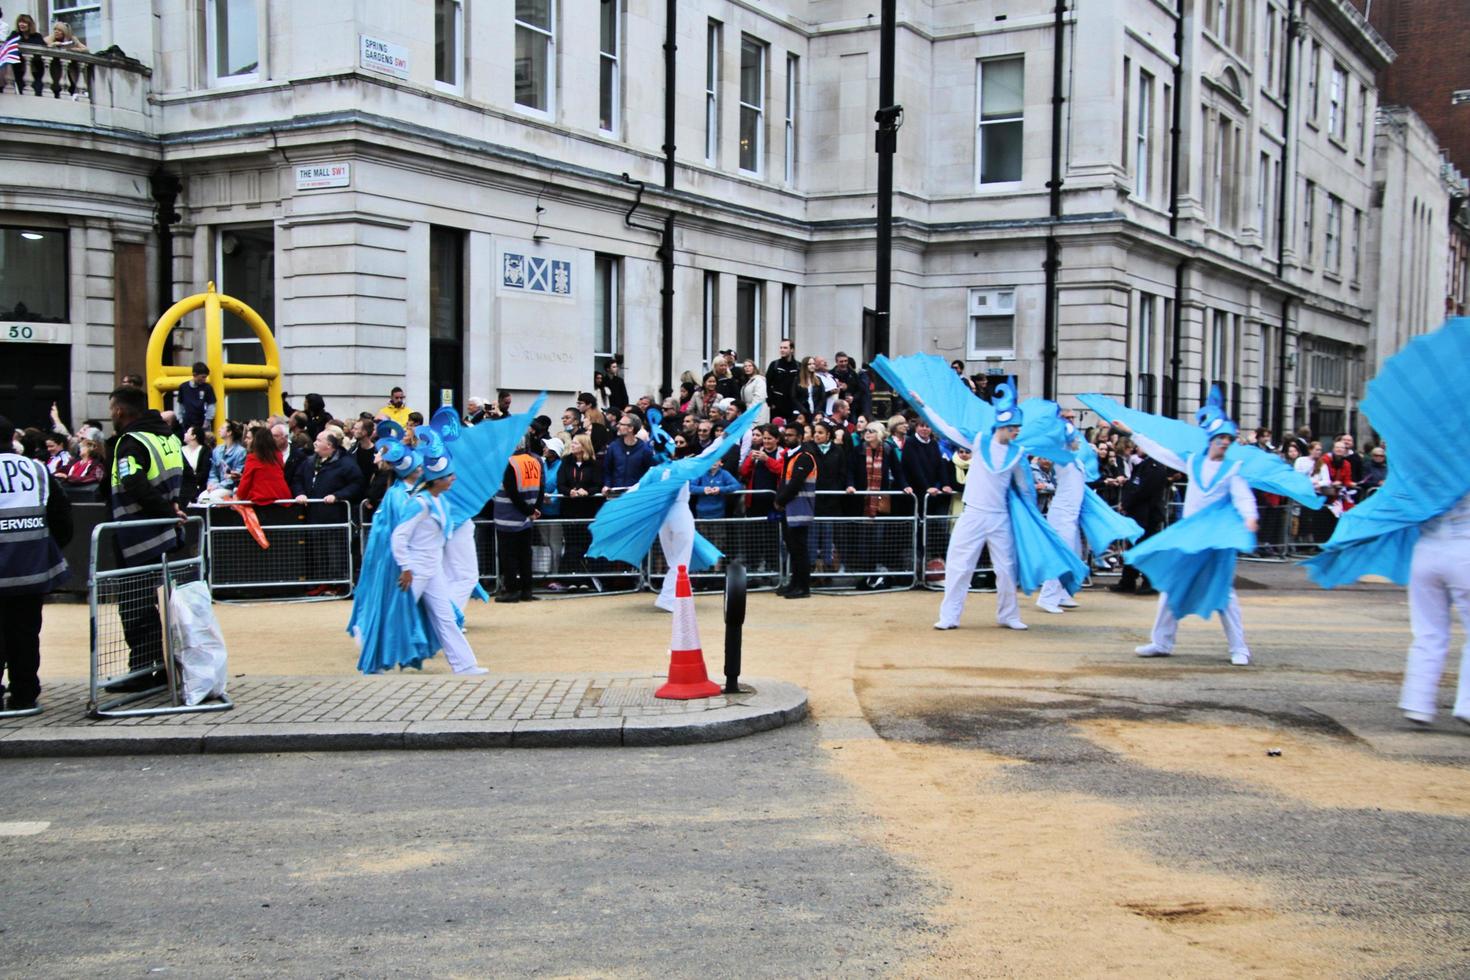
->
[[1009, 490, 1089, 595], [348, 485, 440, 674], [1078, 488, 1144, 553], [1125, 499, 1255, 620]]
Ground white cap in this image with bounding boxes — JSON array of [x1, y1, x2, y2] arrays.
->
[[542, 436, 566, 457]]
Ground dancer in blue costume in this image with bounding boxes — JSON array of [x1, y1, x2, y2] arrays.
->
[[871, 352, 1085, 631], [587, 403, 763, 602], [348, 399, 545, 674], [1080, 385, 1321, 666], [1302, 317, 1470, 725]]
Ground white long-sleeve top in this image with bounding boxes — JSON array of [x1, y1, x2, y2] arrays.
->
[[1131, 432, 1257, 522], [923, 407, 1030, 515], [1047, 459, 1087, 524], [1423, 491, 1470, 540], [391, 493, 451, 596]]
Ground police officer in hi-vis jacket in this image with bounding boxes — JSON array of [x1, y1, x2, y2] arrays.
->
[[0, 415, 73, 712], [103, 385, 186, 692]]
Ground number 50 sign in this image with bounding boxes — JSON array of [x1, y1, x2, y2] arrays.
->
[[3, 324, 56, 342]]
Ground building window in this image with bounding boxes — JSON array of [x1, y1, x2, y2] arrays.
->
[[1213, 0, 1229, 42], [705, 21, 721, 164], [1258, 152, 1271, 247], [599, 0, 619, 134], [0, 227, 67, 322], [1350, 208, 1362, 283], [1324, 195, 1342, 273], [735, 278, 763, 360], [1355, 85, 1368, 156], [781, 283, 795, 344], [428, 227, 465, 410], [48, 1, 102, 48], [435, 0, 463, 90], [206, 0, 259, 85], [1121, 57, 1130, 173], [1136, 70, 1153, 201], [976, 56, 1024, 185], [1210, 114, 1237, 229], [1264, 9, 1278, 93], [1161, 83, 1173, 198], [1306, 41, 1321, 122], [1301, 179, 1315, 265], [594, 254, 620, 372], [784, 54, 799, 184], [515, 0, 555, 113], [1210, 310, 1227, 383], [216, 225, 274, 419], [1137, 292, 1155, 412], [1328, 64, 1348, 142], [967, 288, 1016, 358], [702, 272, 718, 370], [738, 36, 766, 175]]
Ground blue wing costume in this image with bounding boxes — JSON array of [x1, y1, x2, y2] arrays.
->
[[588, 403, 764, 570], [871, 353, 1087, 593], [1304, 317, 1470, 587], [349, 402, 545, 672], [1077, 390, 1319, 621]]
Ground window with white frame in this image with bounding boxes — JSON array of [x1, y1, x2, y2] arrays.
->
[[1301, 179, 1316, 265], [736, 278, 763, 359], [206, 0, 259, 85], [594, 254, 620, 371], [1210, 310, 1227, 382], [1324, 195, 1342, 273], [781, 283, 795, 344], [1328, 64, 1348, 141], [976, 57, 1024, 185], [738, 36, 766, 175], [1258, 151, 1271, 245], [1121, 57, 1131, 173], [784, 54, 799, 184], [1210, 114, 1238, 229], [967, 288, 1016, 358], [1137, 292, 1155, 410], [1264, 7, 1278, 93], [435, 0, 463, 90], [1306, 41, 1321, 122], [515, 0, 555, 113], [1350, 208, 1362, 283], [47, 1, 102, 48], [1355, 85, 1368, 156], [702, 272, 719, 369], [705, 21, 721, 163], [1136, 70, 1154, 201], [599, 0, 619, 134]]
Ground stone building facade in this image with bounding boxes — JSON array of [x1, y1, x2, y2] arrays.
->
[[0, 0, 1431, 439]]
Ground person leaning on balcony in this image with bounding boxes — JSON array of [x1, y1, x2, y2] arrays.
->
[[45, 21, 85, 51], [5, 13, 44, 44]]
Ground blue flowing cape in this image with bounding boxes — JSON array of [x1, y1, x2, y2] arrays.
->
[[871, 353, 1075, 463], [1008, 488, 1090, 595], [1124, 498, 1256, 620], [1076, 393, 1322, 507], [1305, 317, 1470, 587], [444, 394, 548, 530], [588, 403, 764, 569], [1079, 487, 1145, 553], [348, 482, 440, 673]]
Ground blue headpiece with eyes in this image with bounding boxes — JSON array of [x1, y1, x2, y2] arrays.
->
[[420, 450, 456, 483], [990, 377, 1020, 431], [428, 406, 462, 443], [1195, 384, 1239, 441], [375, 419, 406, 442]]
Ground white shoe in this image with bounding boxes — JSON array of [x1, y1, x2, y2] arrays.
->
[[1001, 620, 1029, 631], [1134, 643, 1171, 657], [1058, 598, 1079, 608], [1035, 600, 1064, 615], [933, 621, 957, 631], [454, 666, 490, 676], [1229, 650, 1252, 667], [1403, 710, 1435, 725]]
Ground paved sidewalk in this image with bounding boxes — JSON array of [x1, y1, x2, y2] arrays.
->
[[0, 672, 808, 756]]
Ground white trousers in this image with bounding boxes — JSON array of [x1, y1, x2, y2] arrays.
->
[[656, 502, 696, 611], [1038, 514, 1081, 607], [443, 521, 481, 609], [421, 573, 480, 673], [1151, 591, 1248, 654], [1400, 535, 1470, 718], [938, 505, 1018, 627]]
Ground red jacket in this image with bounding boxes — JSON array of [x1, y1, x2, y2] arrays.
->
[[235, 454, 291, 504]]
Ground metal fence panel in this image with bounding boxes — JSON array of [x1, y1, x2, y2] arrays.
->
[[920, 512, 997, 592], [196, 500, 355, 600], [476, 516, 644, 597], [88, 517, 231, 718], [805, 492, 919, 593]]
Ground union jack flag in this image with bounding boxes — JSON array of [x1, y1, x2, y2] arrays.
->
[[0, 37, 20, 67]]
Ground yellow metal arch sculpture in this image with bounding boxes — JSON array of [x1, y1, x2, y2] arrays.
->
[[145, 282, 283, 432]]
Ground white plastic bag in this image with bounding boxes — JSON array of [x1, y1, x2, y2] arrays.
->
[[168, 581, 229, 705]]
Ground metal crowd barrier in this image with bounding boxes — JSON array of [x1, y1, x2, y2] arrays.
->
[[88, 516, 232, 718], [920, 511, 997, 593], [193, 499, 356, 601], [809, 490, 919, 593]]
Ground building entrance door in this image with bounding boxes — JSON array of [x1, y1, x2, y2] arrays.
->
[[0, 341, 70, 430]]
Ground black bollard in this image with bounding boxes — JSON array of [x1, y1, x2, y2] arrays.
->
[[723, 560, 747, 693]]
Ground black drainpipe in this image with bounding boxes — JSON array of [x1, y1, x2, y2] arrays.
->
[[1274, 0, 1298, 441], [658, 0, 677, 400], [1042, 0, 1065, 400], [1165, 2, 1185, 418], [150, 171, 182, 364]]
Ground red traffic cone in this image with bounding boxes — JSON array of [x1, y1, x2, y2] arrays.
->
[[655, 565, 721, 700]]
